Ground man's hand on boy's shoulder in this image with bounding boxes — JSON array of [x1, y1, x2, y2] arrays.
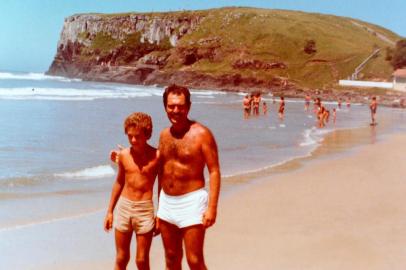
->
[[110, 144, 125, 164]]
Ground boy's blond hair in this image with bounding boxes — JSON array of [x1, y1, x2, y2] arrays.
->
[[124, 112, 153, 140]]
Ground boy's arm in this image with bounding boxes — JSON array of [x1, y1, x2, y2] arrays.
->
[[104, 153, 125, 232]]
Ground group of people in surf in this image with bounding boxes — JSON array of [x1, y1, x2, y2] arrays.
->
[[243, 92, 378, 128], [243, 92, 285, 120]]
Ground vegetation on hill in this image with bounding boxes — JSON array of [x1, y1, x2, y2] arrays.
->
[[50, 7, 403, 90], [171, 7, 400, 88]]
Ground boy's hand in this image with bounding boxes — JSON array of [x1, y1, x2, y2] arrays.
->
[[104, 213, 113, 232], [110, 144, 124, 163], [153, 217, 161, 237]]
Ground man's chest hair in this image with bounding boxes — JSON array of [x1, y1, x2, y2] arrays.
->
[[161, 136, 201, 160]]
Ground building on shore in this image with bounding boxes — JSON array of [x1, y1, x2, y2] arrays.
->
[[393, 69, 406, 92]]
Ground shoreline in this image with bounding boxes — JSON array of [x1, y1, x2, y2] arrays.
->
[[221, 123, 382, 196]]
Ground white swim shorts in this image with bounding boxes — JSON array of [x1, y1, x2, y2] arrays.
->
[[157, 188, 208, 228]]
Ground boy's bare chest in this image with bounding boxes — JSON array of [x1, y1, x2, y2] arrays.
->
[[123, 156, 156, 175]]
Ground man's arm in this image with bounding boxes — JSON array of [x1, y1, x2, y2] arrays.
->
[[201, 128, 221, 228], [104, 154, 125, 232]]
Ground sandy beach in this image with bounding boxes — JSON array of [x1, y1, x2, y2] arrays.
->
[[2, 130, 406, 269], [205, 132, 406, 270]]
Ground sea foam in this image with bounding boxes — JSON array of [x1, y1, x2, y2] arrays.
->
[[0, 72, 81, 82], [0, 87, 161, 100], [54, 165, 115, 180]]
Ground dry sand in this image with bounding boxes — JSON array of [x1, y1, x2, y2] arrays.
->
[[204, 133, 406, 270]]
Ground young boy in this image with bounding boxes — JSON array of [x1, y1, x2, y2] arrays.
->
[[104, 112, 159, 270]]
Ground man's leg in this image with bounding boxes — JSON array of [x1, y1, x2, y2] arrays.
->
[[183, 225, 207, 270], [114, 229, 133, 270], [135, 230, 153, 270], [159, 219, 183, 270]]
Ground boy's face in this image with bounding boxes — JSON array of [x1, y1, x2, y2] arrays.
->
[[126, 126, 147, 148]]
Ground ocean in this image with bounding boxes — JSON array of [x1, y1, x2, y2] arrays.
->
[[0, 70, 405, 233]]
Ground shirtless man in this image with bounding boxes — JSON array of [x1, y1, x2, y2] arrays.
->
[[157, 84, 221, 270], [252, 92, 261, 115], [243, 94, 251, 118], [278, 96, 285, 120], [318, 106, 326, 128], [370, 96, 378, 125], [337, 98, 342, 109], [104, 112, 159, 270], [304, 94, 311, 111], [346, 97, 351, 108], [262, 101, 268, 115]]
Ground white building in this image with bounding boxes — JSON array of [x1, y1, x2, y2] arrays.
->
[[393, 69, 406, 92]]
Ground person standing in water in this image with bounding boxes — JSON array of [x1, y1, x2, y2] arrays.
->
[[370, 96, 378, 125]]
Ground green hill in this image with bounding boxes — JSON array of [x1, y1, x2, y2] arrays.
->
[[48, 7, 401, 90]]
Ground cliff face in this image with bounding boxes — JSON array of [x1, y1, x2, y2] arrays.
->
[[47, 7, 400, 92], [47, 13, 207, 85]]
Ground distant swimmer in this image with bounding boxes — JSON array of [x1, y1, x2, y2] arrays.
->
[[370, 96, 378, 125], [32, 88, 35, 91], [252, 92, 261, 116], [346, 97, 351, 108], [243, 94, 251, 118], [318, 106, 326, 128], [324, 108, 330, 124], [304, 94, 311, 111], [278, 96, 285, 121], [314, 97, 321, 114]]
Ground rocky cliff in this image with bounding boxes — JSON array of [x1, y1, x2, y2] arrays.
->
[[47, 7, 401, 95]]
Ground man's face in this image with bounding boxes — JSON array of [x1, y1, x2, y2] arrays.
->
[[165, 93, 190, 125], [126, 126, 147, 148]]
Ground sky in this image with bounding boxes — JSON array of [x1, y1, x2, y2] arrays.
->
[[1, 0, 405, 73]]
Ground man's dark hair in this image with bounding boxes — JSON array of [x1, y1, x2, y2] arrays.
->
[[163, 84, 191, 107]]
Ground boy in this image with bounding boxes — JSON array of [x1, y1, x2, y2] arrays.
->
[[104, 112, 159, 270]]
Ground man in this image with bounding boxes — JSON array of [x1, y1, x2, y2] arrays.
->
[[304, 94, 311, 111], [370, 96, 378, 125], [104, 112, 159, 270], [156, 84, 221, 270], [242, 94, 251, 118], [278, 96, 285, 121], [252, 92, 261, 116]]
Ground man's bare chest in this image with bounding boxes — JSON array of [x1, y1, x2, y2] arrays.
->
[[161, 137, 200, 161]]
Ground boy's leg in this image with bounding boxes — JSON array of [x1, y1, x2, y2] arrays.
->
[[183, 225, 207, 270], [159, 219, 183, 270], [115, 229, 133, 270], [135, 230, 153, 270]]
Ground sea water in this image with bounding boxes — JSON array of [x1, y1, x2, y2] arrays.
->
[[0, 70, 404, 231]]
